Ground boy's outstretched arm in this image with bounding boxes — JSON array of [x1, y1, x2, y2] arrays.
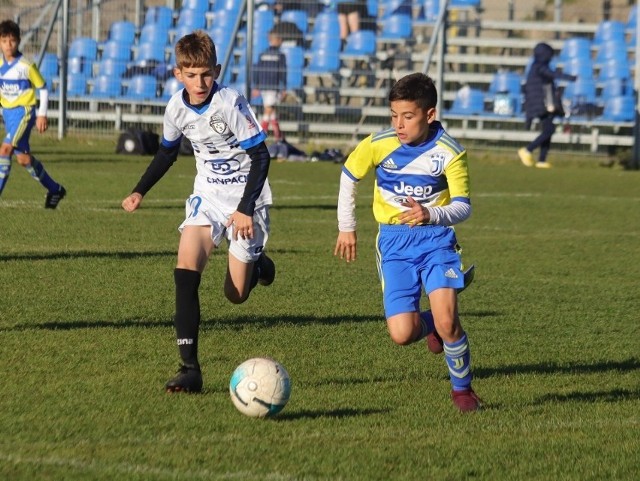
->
[[335, 170, 358, 262]]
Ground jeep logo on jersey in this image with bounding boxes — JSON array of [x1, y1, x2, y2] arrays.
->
[[392, 181, 433, 199], [205, 158, 241, 176], [209, 114, 227, 134]]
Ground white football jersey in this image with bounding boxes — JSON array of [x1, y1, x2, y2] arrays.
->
[[163, 83, 271, 215]]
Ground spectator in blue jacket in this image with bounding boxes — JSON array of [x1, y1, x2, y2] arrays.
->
[[252, 29, 287, 142], [519, 42, 576, 168]]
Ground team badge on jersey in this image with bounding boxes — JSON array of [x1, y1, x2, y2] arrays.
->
[[430, 152, 446, 175], [209, 114, 227, 134]]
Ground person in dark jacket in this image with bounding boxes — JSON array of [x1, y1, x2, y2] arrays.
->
[[252, 29, 287, 142], [519, 42, 576, 168]]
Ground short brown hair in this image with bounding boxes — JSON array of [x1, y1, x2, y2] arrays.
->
[[0, 20, 20, 40], [174, 30, 217, 69], [388, 73, 438, 110]]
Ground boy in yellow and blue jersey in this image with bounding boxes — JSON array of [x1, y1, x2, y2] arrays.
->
[[0, 20, 66, 208], [334, 73, 481, 412]]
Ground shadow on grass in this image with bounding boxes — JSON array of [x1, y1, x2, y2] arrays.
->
[[0, 314, 382, 332], [272, 204, 337, 211], [533, 388, 640, 405], [275, 407, 390, 421], [0, 249, 176, 262], [474, 358, 640, 378]]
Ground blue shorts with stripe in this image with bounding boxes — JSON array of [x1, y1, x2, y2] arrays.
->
[[2, 106, 35, 153], [376, 224, 465, 318]]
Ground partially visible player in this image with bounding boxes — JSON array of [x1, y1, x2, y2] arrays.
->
[[334, 73, 481, 412], [0, 19, 66, 208], [121, 30, 275, 393]]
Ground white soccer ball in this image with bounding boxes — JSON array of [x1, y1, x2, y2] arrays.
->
[[229, 357, 291, 418]]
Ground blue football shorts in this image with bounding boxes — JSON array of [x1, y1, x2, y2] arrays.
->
[[2, 106, 36, 153], [179, 193, 270, 263], [376, 223, 465, 318]]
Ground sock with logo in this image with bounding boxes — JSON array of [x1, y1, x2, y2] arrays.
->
[[416, 310, 436, 342], [0, 156, 11, 195], [174, 268, 201, 367], [25, 156, 60, 192], [443, 332, 472, 391]]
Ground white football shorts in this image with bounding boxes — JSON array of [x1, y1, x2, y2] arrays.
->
[[179, 193, 270, 263]]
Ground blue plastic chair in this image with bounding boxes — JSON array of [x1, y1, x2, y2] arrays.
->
[[595, 39, 628, 64], [139, 24, 170, 46], [488, 71, 521, 95], [66, 73, 87, 96], [594, 20, 626, 45], [312, 10, 340, 37], [310, 30, 342, 53], [306, 48, 341, 75], [379, 14, 413, 41], [108, 21, 136, 46], [101, 40, 132, 61], [281, 45, 305, 90], [562, 78, 597, 106], [124, 74, 158, 100], [600, 95, 635, 121], [90, 74, 121, 98], [342, 30, 377, 56], [144, 6, 174, 30], [134, 42, 167, 64], [448, 87, 485, 115], [559, 37, 592, 61], [69, 37, 98, 60], [38, 53, 58, 89], [560, 56, 594, 78], [280, 9, 308, 35], [600, 77, 629, 102], [597, 57, 631, 81], [367, 0, 378, 17], [96, 58, 127, 78], [68, 56, 93, 76], [176, 8, 207, 30], [161, 77, 183, 100], [182, 0, 210, 14]]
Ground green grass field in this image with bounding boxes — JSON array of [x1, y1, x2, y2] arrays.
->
[[0, 136, 638, 480]]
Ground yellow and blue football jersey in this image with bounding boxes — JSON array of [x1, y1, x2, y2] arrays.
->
[[0, 54, 45, 109], [342, 121, 470, 225]]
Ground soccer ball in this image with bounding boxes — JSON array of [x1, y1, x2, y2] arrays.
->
[[229, 357, 291, 418]]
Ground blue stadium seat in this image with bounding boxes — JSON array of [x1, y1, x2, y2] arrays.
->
[[101, 40, 132, 61], [124, 74, 158, 100], [108, 21, 136, 46], [66, 72, 87, 96], [312, 10, 340, 37], [594, 39, 628, 65], [182, 0, 210, 14], [69, 37, 98, 60], [562, 77, 597, 105], [448, 87, 485, 115], [306, 47, 341, 75], [381, 0, 412, 19], [90, 74, 121, 98], [560, 56, 594, 78], [379, 14, 413, 42], [558, 37, 592, 61], [594, 20, 626, 45], [38, 52, 58, 89], [342, 30, 377, 56], [310, 30, 342, 53], [597, 57, 631, 81], [161, 77, 183, 100], [134, 42, 167, 64], [144, 6, 174, 29], [367, 0, 378, 17], [599, 77, 629, 102], [488, 71, 521, 95], [139, 24, 170, 46], [96, 57, 127, 78], [281, 45, 305, 90], [176, 8, 207, 30], [280, 9, 308, 35], [68, 56, 93, 76], [600, 95, 635, 121]]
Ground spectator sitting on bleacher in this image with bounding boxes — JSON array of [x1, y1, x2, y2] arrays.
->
[[252, 28, 287, 142], [519, 42, 576, 169], [337, 1, 368, 47]]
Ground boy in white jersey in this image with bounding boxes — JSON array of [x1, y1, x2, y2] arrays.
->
[[121, 31, 275, 393], [0, 20, 66, 208], [334, 73, 481, 411]]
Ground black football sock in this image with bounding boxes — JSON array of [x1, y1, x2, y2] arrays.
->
[[174, 268, 201, 368]]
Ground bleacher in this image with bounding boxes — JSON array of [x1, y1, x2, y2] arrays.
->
[[31, 0, 639, 153]]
